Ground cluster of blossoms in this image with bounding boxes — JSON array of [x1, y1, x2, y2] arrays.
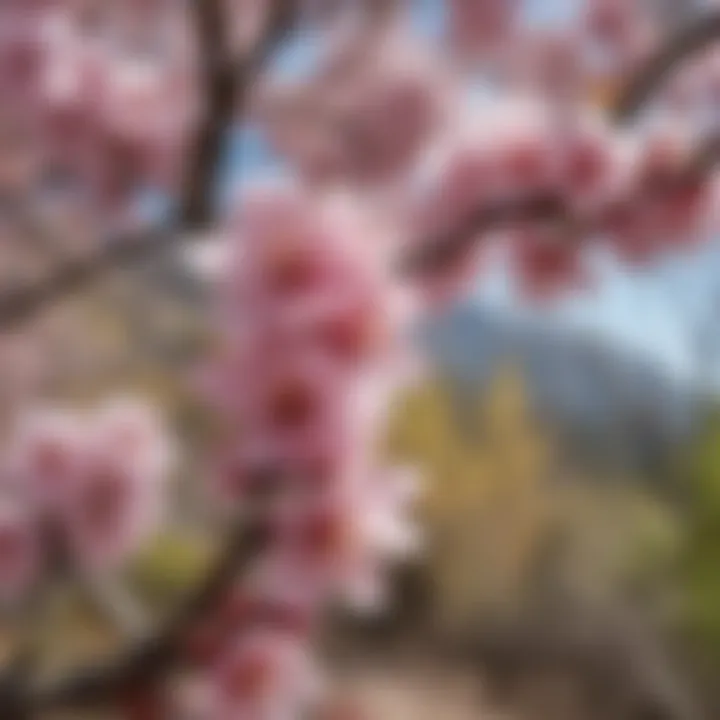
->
[[190, 186, 421, 718], [407, 103, 716, 300], [0, 0, 197, 210], [259, 31, 451, 186], [266, 59, 716, 303], [0, 398, 171, 601]]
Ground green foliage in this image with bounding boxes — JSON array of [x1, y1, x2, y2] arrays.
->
[[385, 364, 681, 637], [385, 366, 554, 632], [677, 410, 720, 657], [129, 530, 213, 607]]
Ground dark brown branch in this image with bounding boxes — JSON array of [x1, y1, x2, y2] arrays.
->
[[180, 0, 297, 227], [177, 0, 237, 228], [613, 11, 720, 122], [0, 226, 177, 328], [398, 193, 566, 276], [29, 516, 269, 712]]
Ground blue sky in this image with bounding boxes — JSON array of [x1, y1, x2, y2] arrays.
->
[[223, 0, 720, 386]]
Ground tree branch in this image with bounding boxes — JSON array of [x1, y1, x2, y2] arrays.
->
[[21, 516, 269, 712], [0, 0, 297, 330], [399, 132, 720, 277], [180, 0, 297, 227], [613, 11, 720, 122]]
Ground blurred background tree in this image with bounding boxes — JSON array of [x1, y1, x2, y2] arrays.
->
[[675, 408, 720, 700], [386, 361, 682, 644]]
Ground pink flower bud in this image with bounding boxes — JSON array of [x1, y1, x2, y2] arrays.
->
[[210, 632, 322, 719], [0, 499, 40, 602]]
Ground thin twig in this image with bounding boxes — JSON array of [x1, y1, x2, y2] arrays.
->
[[613, 11, 720, 121]]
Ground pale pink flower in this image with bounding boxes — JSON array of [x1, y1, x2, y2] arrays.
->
[[510, 229, 590, 301], [608, 125, 712, 254], [210, 631, 323, 720], [7, 399, 173, 572], [261, 38, 447, 185], [0, 499, 40, 602], [223, 188, 407, 366], [39, 12, 107, 179], [268, 465, 422, 612], [584, 0, 647, 50], [91, 397, 174, 482], [10, 409, 84, 510], [228, 343, 361, 465], [63, 446, 166, 571], [210, 442, 287, 507], [512, 31, 588, 102], [554, 114, 627, 209], [447, 0, 521, 59], [493, 113, 558, 196], [0, 15, 43, 104], [340, 49, 445, 183]]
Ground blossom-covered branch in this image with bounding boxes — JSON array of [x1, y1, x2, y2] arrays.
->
[[0, 4, 719, 717], [29, 515, 269, 713], [401, 131, 720, 281], [2, 5, 720, 327], [0, 0, 297, 330]]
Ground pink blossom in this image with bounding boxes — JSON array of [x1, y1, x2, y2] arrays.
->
[[9, 400, 171, 572], [604, 125, 712, 255], [10, 408, 84, 510], [340, 48, 445, 183], [63, 445, 165, 571], [554, 114, 628, 209], [261, 39, 447, 185], [510, 229, 589, 301], [494, 119, 557, 196], [584, 0, 647, 50], [267, 465, 421, 612], [0, 499, 40, 602], [92, 397, 174, 482], [209, 631, 322, 720], [512, 31, 588, 102], [222, 188, 407, 363], [230, 344, 360, 463], [446, 0, 521, 59]]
